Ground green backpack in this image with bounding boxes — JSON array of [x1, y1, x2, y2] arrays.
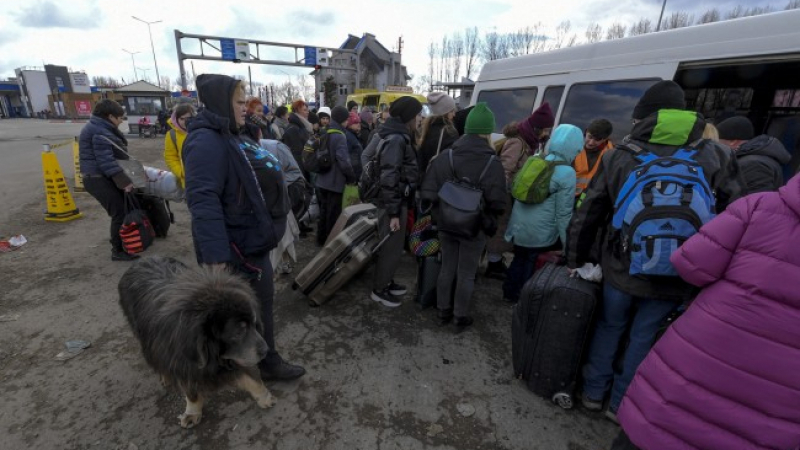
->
[[511, 156, 567, 204]]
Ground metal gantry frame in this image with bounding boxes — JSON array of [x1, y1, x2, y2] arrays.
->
[[174, 30, 360, 97]]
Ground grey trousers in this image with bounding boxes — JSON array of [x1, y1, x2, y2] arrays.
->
[[437, 231, 487, 318], [373, 205, 408, 291]]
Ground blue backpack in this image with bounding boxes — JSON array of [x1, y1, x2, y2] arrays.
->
[[612, 141, 715, 278]]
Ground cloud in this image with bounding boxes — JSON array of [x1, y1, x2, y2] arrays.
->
[[13, 0, 102, 29]]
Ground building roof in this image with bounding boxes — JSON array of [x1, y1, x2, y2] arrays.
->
[[115, 80, 169, 93]]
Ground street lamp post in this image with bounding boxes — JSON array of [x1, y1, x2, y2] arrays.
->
[[656, 0, 668, 31], [136, 67, 151, 82], [122, 49, 140, 82], [132, 16, 162, 87]]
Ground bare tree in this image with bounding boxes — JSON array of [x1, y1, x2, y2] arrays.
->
[[482, 31, 502, 61], [697, 8, 721, 24], [550, 21, 575, 50], [296, 75, 313, 101], [160, 75, 171, 91], [629, 18, 654, 36], [606, 23, 627, 40], [744, 5, 773, 16], [428, 42, 436, 89], [787, 0, 800, 10], [726, 5, 745, 19], [585, 23, 603, 44], [451, 32, 464, 82], [92, 76, 122, 87], [440, 35, 449, 83], [661, 11, 694, 30], [464, 27, 480, 80]]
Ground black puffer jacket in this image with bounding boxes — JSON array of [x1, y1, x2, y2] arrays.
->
[[281, 113, 311, 169], [417, 117, 459, 177], [420, 134, 507, 236], [736, 135, 791, 193], [374, 117, 419, 218]]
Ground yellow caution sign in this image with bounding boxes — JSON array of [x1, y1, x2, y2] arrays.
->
[[42, 144, 83, 222], [72, 137, 84, 192]]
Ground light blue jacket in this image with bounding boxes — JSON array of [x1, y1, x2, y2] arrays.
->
[[505, 124, 584, 248]]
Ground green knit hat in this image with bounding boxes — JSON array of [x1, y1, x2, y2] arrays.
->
[[464, 102, 495, 134]]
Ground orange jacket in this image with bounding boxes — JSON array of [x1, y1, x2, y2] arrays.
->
[[573, 140, 613, 197]]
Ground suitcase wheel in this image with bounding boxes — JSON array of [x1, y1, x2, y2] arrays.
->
[[552, 392, 574, 409]]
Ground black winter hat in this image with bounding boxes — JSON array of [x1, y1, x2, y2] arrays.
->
[[347, 100, 358, 111], [453, 105, 474, 136], [331, 105, 350, 125], [389, 96, 423, 124], [632, 80, 686, 120], [716, 116, 754, 141]]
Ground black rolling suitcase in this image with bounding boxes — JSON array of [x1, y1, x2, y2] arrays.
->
[[415, 254, 441, 309], [512, 262, 601, 409], [137, 194, 174, 238]]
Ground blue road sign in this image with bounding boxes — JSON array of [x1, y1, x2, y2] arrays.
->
[[304, 47, 316, 66], [221, 39, 236, 60]]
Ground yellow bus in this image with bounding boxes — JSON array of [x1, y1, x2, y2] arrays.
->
[[347, 87, 428, 114]]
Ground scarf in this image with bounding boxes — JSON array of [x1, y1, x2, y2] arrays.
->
[[170, 109, 187, 133]]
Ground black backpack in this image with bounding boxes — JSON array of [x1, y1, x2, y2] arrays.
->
[[302, 128, 343, 174], [436, 149, 496, 238]]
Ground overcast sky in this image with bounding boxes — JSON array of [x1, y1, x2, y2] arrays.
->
[[0, 0, 787, 91]]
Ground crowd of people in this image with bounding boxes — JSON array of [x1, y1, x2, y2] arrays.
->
[[77, 75, 800, 449]]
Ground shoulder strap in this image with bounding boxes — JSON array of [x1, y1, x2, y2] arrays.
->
[[477, 155, 497, 184], [169, 129, 177, 147], [327, 128, 344, 135], [448, 148, 457, 179], [435, 128, 445, 156], [98, 135, 130, 157]]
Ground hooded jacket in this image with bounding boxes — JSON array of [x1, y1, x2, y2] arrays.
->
[[618, 173, 800, 450], [505, 125, 584, 248], [78, 115, 131, 187], [163, 117, 188, 187], [315, 122, 356, 194], [735, 134, 791, 193], [498, 123, 534, 186], [371, 117, 419, 218], [345, 127, 364, 180], [420, 134, 507, 236], [566, 109, 747, 301], [417, 117, 459, 177], [282, 113, 312, 168], [183, 74, 279, 265]]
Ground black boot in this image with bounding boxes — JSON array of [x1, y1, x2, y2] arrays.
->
[[259, 359, 306, 381], [437, 308, 454, 326], [454, 316, 474, 332], [484, 260, 507, 280]]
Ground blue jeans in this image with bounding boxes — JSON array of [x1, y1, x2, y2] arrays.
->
[[502, 245, 540, 302], [582, 282, 677, 412]]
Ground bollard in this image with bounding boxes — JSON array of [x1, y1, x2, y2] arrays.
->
[[42, 143, 83, 222]]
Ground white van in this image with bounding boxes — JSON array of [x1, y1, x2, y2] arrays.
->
[[473, 9, 800, 177]]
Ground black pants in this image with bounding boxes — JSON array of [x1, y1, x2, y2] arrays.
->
[[317, 188, 342, 246], [83, 176, 126, 252], [237, 253, 282, 366]]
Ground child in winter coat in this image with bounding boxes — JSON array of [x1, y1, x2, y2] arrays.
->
[[502, 124, 585, 303]]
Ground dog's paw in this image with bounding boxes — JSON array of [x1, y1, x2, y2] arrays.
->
[[178, 412, 202, 428], [256, 393, 276, 409]]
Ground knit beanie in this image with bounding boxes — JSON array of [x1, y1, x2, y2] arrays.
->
[[527, 102, 555, 130], [347, 100, 358, 111], [308, 112, 319, 125], [632, 80, 686, 120], [716, 116, 754, 141], [390, 96, 423, 124], [331, 105, 349, 125], [464, 102, 495, 135], [347, 111, 361, 127], [317, 106, 331, 119], [360, 110, 373, 124], [427, 92, 456, 116]]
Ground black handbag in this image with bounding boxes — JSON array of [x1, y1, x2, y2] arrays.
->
[[119, 193, 155, 254], [436, 149, 495, 238]]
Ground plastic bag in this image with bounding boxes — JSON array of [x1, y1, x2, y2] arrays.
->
[[342, 184, 361, 209]]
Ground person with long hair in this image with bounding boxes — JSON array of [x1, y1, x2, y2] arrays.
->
[[417, 92, 459, 175]]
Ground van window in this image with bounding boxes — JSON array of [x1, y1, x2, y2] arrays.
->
[[477, 88, 538, 133], [542, 86, 565, 116], [559, 79, 659, 143]]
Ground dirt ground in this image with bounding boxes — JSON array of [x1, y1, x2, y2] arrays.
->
[[0, 129, 618, 450]]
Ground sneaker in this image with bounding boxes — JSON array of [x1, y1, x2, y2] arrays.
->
[[454, 316, 474, 328], [112, 250, 139, 261], [581, 392, 603, 411], [259, 360, 306, 381], [387, 281, 407, 296], [605, 409, 620, 425], [370, 289, 401, 308]]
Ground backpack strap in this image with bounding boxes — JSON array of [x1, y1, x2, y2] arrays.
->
[[435, 128, 446, 156], [169, 129, 177, 148], [477, 155, 497, 183]]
